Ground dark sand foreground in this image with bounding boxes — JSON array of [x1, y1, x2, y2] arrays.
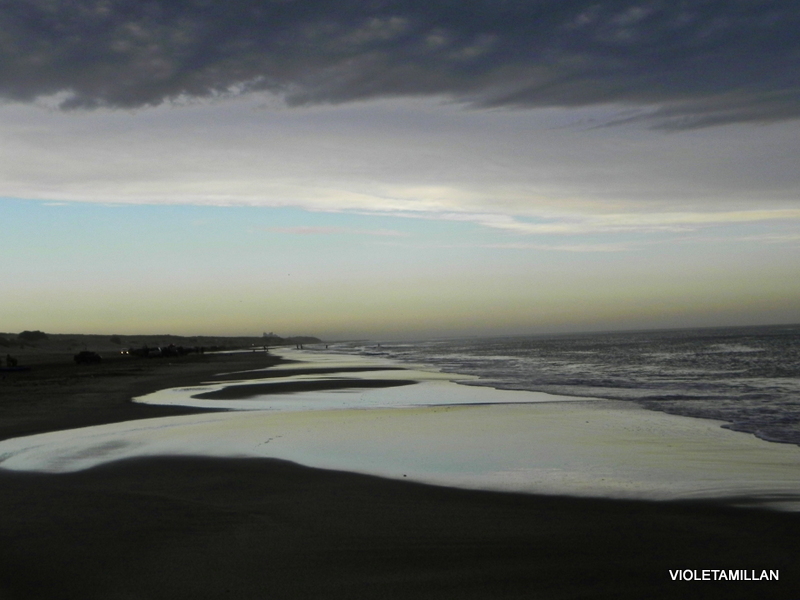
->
[[1, 351, 798, 599]]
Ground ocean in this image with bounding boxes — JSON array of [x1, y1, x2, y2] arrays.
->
[[316, 324, 800, 447]]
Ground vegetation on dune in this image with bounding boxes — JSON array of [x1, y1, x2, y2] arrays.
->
[[17, 330, 48, 342], [0, 331, 323, 367]]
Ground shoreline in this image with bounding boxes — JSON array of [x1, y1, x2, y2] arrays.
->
[[2, 348, 800, 598], [146, 348, 800, 508], [5, 348, 800, 508], [314, 339, 800, 451]]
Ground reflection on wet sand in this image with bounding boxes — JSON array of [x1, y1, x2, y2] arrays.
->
[[1, 349, 800, 509]]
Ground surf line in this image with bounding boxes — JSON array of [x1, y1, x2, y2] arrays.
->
[[669, 569, 779, 581]]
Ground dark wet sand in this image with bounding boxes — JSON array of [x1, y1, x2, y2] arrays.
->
[[210, 365, 407, 382], [193, 378, 416, 399], [1, 351, 798, 599]]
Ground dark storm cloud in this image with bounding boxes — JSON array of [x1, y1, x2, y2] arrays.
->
[[1, 0, 798, 127]]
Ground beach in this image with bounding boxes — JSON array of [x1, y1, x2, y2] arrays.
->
[[1, 348, 798, 599]]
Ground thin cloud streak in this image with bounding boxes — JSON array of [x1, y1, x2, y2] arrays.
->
[[686, 232, 800, 246], [265, 226, 408, 237], [481, 242, 632, 253], [370, 240, 633, 253], [361, 207, 800, 236]]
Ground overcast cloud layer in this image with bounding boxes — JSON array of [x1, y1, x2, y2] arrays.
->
[[2, 0, 799, 128]]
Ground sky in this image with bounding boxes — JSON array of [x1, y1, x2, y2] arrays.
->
[[2, 0, 799, 340]]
